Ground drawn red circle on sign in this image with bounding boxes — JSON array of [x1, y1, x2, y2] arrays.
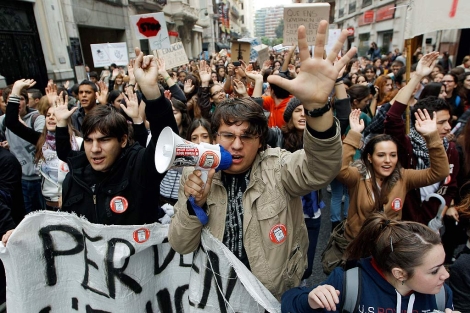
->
[[391, 198, 402, 211], [136, 17, 161, 38], [269, 224, 287, 244], [199, 151, 220, 169], [110, 196, 128, 214], [133, 228, 150, 243]]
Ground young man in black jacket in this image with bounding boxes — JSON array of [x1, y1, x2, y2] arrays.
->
[[54, 48, 178, 225]]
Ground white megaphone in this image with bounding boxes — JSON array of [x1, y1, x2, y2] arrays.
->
[[155, 127, 233, 182]]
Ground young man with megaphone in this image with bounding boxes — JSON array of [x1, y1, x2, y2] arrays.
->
[[168, 21, 358, 300]]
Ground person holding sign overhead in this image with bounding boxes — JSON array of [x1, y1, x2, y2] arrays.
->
[[168, 21, 358, 300]]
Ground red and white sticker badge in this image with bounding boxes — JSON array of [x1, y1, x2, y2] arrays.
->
[[269, 224, 287, 244], [133, 228, 150, 243], [391, 197, 402, 211], [110, 196, 128, 214], [199, 151, 220, 169]]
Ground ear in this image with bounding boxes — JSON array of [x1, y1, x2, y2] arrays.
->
[[367, 153, 372, 163], [120, 134, 128, 148], [391, 267, 407, 281]]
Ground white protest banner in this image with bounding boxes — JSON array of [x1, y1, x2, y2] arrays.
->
[[90, 42, 129, 68], [130, 13, 171, 50], [310, 29, 341, 57], [283, 3, 330, 46], [405, 0, 470, 39], [0, 211, 281, 312], [155, 42, 189, 70]]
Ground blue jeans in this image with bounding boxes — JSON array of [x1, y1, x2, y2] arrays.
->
[[21, 179, 45, 213], [302, 216, 321, 280], [330, 178, 349, 222]]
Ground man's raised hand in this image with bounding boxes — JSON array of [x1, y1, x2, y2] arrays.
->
[[268, 21, 356, 109], [133, 47, 161, 100]]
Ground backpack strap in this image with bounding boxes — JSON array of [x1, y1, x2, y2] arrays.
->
[[435, 285, 445, 311], [30, 112, 40, 129], [342, 267, 361, 313]]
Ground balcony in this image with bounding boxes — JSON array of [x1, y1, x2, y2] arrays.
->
[[338, 8, 344, 18], [362, 0, 372, 8], [231, 6, 240, 19], [164, 0, 199, 23], [128, 0, 165, 11], [349, 1, 356, 13]]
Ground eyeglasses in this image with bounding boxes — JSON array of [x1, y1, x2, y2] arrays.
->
[[211, 89, 224, 97], [216, 132, 259, 144], [441, 80, 454, 84]]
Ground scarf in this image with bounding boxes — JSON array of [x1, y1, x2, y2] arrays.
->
[[409, 127, 448, 170]]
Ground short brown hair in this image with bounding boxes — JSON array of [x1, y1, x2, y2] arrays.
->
[[81, 105, 128, 144], [211, 98, 268, 151]]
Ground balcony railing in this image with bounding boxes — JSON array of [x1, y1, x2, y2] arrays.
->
[[349, 1, 356, 13], [362, 0, 372, 8], [129, 0, 166, 10]]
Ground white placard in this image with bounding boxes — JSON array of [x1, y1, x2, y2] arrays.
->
[[130, 13, 170, 50], [283, 3, 330, 46], [254, 44, 269, 65], [405, 0, 470, 39], [90, 42, 129, 68], [155, 42, 189, 70], [0, 211, 281, 312]]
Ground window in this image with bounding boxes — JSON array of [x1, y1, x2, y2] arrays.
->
[[362, 0, 373, 8]]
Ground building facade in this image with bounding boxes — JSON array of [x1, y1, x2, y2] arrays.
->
[[0, 0, 226, 89], [254, 6, 283, 39]]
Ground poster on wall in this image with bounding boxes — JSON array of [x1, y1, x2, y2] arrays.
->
[[130, 12, 171, 51], [90, 42, 129, 68], [283, 3, 330, 46]]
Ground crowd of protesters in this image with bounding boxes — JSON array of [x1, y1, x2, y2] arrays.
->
[[0, 22, 469, 312]]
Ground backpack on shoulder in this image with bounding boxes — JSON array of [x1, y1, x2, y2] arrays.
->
[[341, 267, 446, 313]]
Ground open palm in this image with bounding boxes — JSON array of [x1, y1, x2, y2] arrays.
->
[[414, 109, 437, 136], [268, 21, 356, 108]]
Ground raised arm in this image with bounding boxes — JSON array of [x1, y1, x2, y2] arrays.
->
[[4, 79, 41, 145]]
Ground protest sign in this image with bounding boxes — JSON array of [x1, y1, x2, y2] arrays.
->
[[231, 40, 251, 63], [254, 44, 269, 65], [405, 0, 470, 39], [90, 42, 129, 68], [283, 3, 330, 46], [309, 29, 341, 57], [155, 42, 189, 70], [0, 211, 281, 312], [130, 13, 170, 50]]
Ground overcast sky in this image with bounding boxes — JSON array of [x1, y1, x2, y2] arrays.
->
[[254, 0, 292, 10]]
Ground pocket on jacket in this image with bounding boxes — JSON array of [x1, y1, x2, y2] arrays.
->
[[256, 199, 288, 252]]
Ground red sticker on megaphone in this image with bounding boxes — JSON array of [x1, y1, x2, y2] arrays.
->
[[199, 151, 220, 169]]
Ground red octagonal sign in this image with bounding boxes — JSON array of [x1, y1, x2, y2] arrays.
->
[[136, 17, 161, 38]]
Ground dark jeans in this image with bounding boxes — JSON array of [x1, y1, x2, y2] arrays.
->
[[21, 179, 44, 213], [302, 216, 321, 280]]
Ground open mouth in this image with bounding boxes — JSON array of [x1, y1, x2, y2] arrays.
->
[[92, 157, 105, 164]]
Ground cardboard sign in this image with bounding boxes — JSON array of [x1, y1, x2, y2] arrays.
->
[[155, 42, 189, 70], [231, 40, 251, 63], [130, 13, 170, 50], [283, 3, 330, 46], [90, 42, 129, 68], [0, 211, 281, 312], [405, 0, 470, 39], [254, 44, 269, 65]]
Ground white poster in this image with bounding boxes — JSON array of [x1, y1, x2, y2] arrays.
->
[[405, 0, 470, 39], [0, 211, 281, 313], [283, 3, 330, 46], [130, 13, 171, 50], [90, 42, 129, 68], [310, 29, 341, 57], [156, 42, 189, 70]]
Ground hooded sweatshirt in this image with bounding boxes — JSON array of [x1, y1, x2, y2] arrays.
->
[[281, 257, 453, 313], [0, 97, 45, 181]]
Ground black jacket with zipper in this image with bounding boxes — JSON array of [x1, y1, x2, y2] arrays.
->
[[57, 94, 178, 225]]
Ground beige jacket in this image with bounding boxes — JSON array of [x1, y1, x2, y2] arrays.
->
[[168, 120, 342, 299], [337, 130, 449, 241]]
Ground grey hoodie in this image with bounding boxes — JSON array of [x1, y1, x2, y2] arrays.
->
[[0, 109, 45, 180]]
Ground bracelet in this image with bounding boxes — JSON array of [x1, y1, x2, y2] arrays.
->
[[335, 81, 344, 86], [304, 101, 332, 118], [335, 77, 343, 83], [127, 84, 135, 88], [164, 76, 171, 82]]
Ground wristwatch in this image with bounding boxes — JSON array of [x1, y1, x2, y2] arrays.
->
[[304, 102, 331, 118]]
